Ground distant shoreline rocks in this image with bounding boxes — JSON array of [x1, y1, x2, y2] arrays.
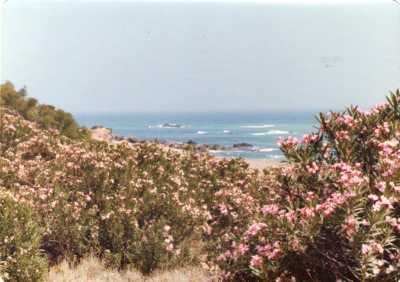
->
[[232, 142, 253, 149], [90, 126, 140, 145], [161, 123, 183, 128], [90, 126, 113, 142], [90, 125, 275, 155], [148, 123, 186, 129]]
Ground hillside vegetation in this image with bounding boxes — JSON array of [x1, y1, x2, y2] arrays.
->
[[0, 82, 89, 140], [1, 84, 400, 281]]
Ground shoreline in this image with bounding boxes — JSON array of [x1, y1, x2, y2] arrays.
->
[[90, 126, 285, 170], [244, 158, 284, 169]]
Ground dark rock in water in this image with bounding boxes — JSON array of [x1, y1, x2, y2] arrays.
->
[[113, 135, 125, 141], [187, 140, 197, 145], [197, 146, 208, 152], [127, 137, 138, 143], [233, 143, 253, 148], [91, 125, 112, 132], [209, 144, 225, 150], [162, 123, 182, 128]]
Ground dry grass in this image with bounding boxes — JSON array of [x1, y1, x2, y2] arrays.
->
[[47, 256, 210, 282]]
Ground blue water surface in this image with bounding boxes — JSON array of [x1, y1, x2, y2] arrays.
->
[[76, 112, 318, 159]]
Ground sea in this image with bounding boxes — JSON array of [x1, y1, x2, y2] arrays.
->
[[76, 112, 318, 160]]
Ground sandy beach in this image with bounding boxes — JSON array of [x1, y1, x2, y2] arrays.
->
[[245, 158, 284, 170]]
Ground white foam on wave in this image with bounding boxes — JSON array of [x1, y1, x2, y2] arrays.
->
[[252, 130, 289, 136], [223, 130, 231, 134], [209, 150, 224, 154], [258, 148, 279, 153], [271, 155, 284, 159], [197, 131, 207, 135], [241, 124, 275, 129], [267, 130, 289, 135]]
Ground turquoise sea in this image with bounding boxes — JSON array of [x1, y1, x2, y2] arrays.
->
[[76, 112, 318, 159]]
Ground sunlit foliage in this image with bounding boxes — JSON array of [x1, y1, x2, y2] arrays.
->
[[0, 82, 89, 140]]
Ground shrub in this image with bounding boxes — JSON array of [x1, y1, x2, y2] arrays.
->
[[0, 190, 47, 282], [0, 81, 89, 140], [0, 111, 204, 273], [3, 83, 400, 281], [204, 90, 400, 281]]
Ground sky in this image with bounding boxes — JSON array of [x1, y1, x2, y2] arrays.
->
[[2, 0, 389, 3], [3, 0, 400, 113]]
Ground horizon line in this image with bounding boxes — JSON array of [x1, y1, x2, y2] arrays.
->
[[72, 108, 338, 116], [6, 0, 393, 5]]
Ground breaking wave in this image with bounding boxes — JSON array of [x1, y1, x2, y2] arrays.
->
[[258, 148, 279, 153], [240, 124, 275, 129], [252, 130, 289, 136]]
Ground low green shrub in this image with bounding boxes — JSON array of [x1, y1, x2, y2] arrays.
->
[[0, 191, 47, 282]]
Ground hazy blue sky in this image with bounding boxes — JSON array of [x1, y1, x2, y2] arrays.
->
[[3, 0, 400, 113]]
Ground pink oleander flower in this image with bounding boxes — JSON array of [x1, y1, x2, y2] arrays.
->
[[166, 243, 174, 252], [362, 242, 384, 256], [335, 130, 351, 141], [343, 215, 358, 236], [250, 255, 263, 268], [361, 244, 371, 255], [299, 207, 315, 219], [278, 136, 299, 148], [375, 181, 386, 192], [257, 242, 282, 260], [368, 194, 379, 202], [219, 204, 229, 215], [237, 244, 249, 255], [245, 223, 267, 239], [306, 162, 319, 174], [261, 204, 280, 216], [372, 195, 394, 211], [302, 134, 319, 145], [290, 238, 301, 251]]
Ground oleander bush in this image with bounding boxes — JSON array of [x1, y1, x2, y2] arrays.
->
[[2, 86, 400, 281], [0, 107, 232, 275], [0, 191, 48, 282], [204, 90, 400, 281]]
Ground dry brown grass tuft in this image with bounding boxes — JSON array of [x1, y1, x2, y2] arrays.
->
[[47, 256, 210, 282]]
